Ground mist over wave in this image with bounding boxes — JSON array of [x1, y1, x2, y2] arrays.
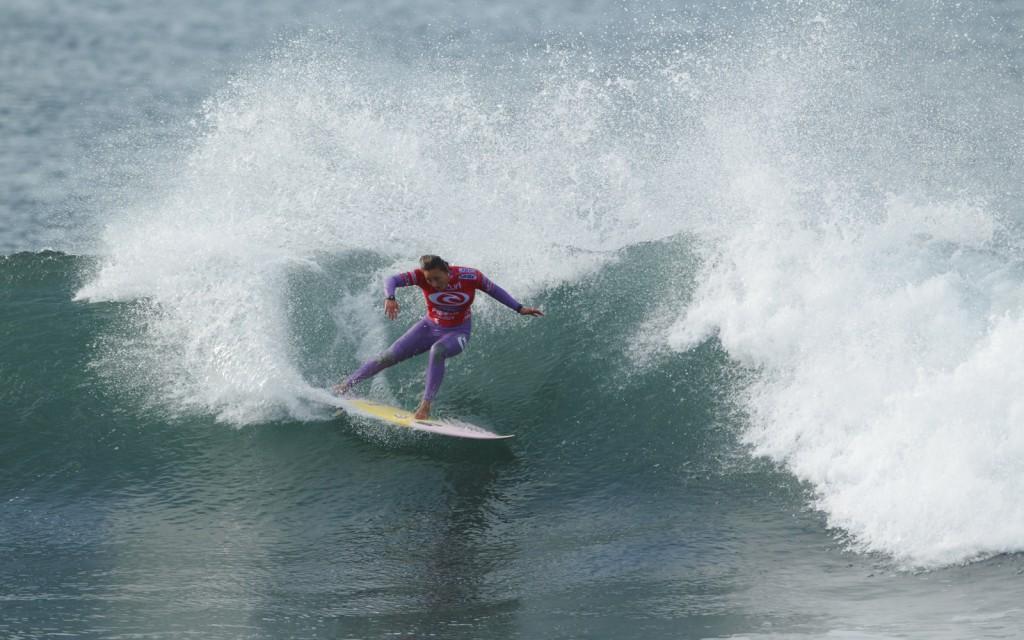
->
[[76, 2, 1024, 567]]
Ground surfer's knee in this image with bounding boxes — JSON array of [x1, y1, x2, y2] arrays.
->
[[376, 350, 399, 367], [429, 342, 448, 360], [432, 335, 467, 361]]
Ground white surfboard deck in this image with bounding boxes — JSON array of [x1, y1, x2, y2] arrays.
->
[[334, 396, 513, 440]]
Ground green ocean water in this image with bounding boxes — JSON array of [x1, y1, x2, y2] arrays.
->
[[0, 247, 761, 636], [4, 247, 1024, 639]]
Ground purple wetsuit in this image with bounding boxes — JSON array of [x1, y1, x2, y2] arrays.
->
[[342, 266, 522, 401]]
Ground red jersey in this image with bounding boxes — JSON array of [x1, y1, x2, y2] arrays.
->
[[393, 265, 505, 327]]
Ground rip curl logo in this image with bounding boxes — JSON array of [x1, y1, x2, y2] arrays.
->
[[429, 291, 470, 306]]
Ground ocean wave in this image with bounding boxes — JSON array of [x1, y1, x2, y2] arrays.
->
[[70, 1, 1024, 567]]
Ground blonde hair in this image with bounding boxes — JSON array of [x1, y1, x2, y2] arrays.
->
[[419, 255, 449, 272]]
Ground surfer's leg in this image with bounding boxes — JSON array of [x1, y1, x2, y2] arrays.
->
[[335, 319, 435, 393], [422, 330, 470, 402]]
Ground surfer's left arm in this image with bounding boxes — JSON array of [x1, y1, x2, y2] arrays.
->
[[479, 272, 544, 317]]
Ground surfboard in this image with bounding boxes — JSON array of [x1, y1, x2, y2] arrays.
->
[[334, 396, 514, 440]]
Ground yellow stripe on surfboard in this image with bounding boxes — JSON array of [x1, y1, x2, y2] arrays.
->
[[342, 397, 422, 427], [333, 396, 513, 440]]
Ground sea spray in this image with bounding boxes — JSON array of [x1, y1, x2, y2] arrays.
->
[[665, 5, 1024, 566], [76, 36, 684, 423]]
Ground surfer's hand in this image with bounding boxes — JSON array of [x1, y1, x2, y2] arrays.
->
[[385, 298, 399, 320], [519, 306, 543, 317]]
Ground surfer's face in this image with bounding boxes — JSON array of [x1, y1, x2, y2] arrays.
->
[[423, 268, 450, 290]]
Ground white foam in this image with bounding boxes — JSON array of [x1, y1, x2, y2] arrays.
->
[[664, 60, 1024, 564], [656, 6, 1024, 567], [674, 193, 1024, 566]]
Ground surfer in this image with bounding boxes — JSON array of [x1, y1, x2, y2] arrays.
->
[[333, 255, 543, 419]]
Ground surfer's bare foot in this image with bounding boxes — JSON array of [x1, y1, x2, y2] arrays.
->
[[331, 382, 351, 396], [414, 400, 431, 420]]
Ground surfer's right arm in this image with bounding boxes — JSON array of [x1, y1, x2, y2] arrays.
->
[[383, 271, 421, 320]]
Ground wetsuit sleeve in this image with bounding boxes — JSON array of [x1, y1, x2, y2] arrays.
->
[[385, 270, 422, 297], [478, 271, 523, 312]]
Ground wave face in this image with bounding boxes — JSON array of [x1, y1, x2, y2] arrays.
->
[[67, 2, 1024, 568]]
